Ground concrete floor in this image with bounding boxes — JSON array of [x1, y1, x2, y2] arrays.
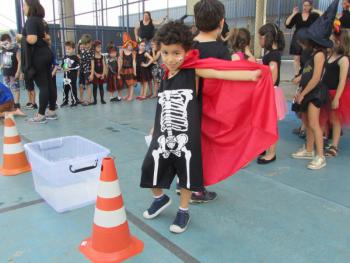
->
[[1, 70, 350, 263]]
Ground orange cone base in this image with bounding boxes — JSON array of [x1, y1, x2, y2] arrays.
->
[[79, 235, 144, 263], [0, 164, 31, 176]]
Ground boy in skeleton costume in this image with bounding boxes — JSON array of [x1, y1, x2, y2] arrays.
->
[[140, 22, 261, 234]]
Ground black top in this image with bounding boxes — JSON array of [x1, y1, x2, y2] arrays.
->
[[22, 16, 47, 39], [262, 49, 281, 86], [62, 55, 79, 79], [340, 10, 350, 28], [122, 52, 134, 68], [1, 46, 19, 76], [136, 51, 148, 65], [286, 12, 320, 32], [94, 56, 104, 74], [139, 20, 155, 41], [192, 41, 231, 60], [107, 57, 118, 75], [323, 56, 345, 90], [299, 48, 313, 76], [300, 51, 325, 89]]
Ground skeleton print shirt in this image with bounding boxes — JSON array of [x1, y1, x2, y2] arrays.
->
[[141, 69, 203, 191]]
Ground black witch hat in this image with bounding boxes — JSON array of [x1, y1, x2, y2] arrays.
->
[[297, 0, 340, 48]]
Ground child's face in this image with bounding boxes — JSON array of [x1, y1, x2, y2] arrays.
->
[[110, 51, 117, 58], [151, 42, 157, 50], [65, 46, 74, 54], [139, 42, 146, 51], [127, 43, 133, 51], [342, 0, 350, 9], [95, 44, 102, 53], [160, 43, 187, 73], [258, 34, 266, 48], [85, 42, 92, 49]]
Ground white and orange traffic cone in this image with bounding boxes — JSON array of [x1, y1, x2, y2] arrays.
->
[[79, 157, 144, 263], [0, 114, 31, 176]]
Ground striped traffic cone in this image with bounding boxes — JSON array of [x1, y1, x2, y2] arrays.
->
[[79, 157, 144, 263], [0, 114, 31, 176]]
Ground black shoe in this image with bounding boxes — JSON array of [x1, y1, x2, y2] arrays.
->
[[101, 100, 106, 104], [143, 195, 171, 219], [257, 155, 276, 164], [26, 102, 32, 107], [60, 101, 69, 107], [14, 103, 21, 109], [191, 189, 217, 204], [169, 210, 191, 234], [259, 151, 266, 156], [32, 104, 38, 109], [110, 96, 121, 102], [70, 102, 78, 107], [92, 101, 97, 105]]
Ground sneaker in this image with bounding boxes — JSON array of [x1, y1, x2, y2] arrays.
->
[[307, 156, 326, 170], [101, 100, 107, 104], [26, 102, 32, 107], [143, 195, 171, 219], [169, 210, 191, 234], [291, 146, 315, 159], [46, 113, 58, 120], [26, 115, 47, 124], [70, 102, 78, 107], [32, 104, 38, 109], [190, 189, 217, 204], [110, 96, 121, 102], [60, 101, 69, 107]]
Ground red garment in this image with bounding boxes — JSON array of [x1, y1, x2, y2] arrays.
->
[[327, 82, 350, 126], [176, 50, 278, 186]]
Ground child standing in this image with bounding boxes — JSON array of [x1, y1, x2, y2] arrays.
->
[[92, 40, 106, 105], [119, 33, 137, 101], [106, 47, 122, 102], [61, 41, 80, 107], [79, 34, 94, 106], [291, 0, 339, 170], [0, 33, 21, 110], [136, 40, 153, 100], [257, 23, 286, 165], [322, 28, 350, 156], [229, 28, 256, 62], [150, 40, 163, 98], [141, 21, 260, 234]]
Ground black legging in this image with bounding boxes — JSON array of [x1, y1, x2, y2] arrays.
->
[[32, 46, 57, 115], [93, 83, 105, 102]]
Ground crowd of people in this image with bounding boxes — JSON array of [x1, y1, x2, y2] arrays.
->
[[1, 0, 350, 233]]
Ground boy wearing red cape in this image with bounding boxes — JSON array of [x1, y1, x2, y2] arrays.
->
[[140, 21, 278, 233]]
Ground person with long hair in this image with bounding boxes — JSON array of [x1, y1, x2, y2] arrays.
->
[[286, 0, 319, 80], [20, 0, 57, 123]]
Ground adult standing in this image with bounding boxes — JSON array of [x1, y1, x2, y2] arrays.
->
[[134, 11, 167, 51], [20, 0, 57, 123], [340, 0, 350, 28], [285, 0, 319, 79]]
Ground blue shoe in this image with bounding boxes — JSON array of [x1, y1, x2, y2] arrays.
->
[[170, 210, 191, 234], [143, 195, 171, 219]]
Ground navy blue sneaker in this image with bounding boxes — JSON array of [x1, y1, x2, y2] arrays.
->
[[190, 189, 217, 204], [170, 210, 191, 234], [143, 195, 171, 219]]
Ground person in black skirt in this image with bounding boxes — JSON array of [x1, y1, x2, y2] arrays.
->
[[92, 40, 106, 105], [136, 40, 153, 100], [285, 0, 319, 79]]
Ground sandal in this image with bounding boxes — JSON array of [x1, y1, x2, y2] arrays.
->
[[325, 146, 338, 157]]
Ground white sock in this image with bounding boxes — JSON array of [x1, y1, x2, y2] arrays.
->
[[154, 194, 164, 200], [179, 207, 188, 212]]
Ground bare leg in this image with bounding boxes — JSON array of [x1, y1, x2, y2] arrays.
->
[[179, 188, 192, 209], [308, 103, 323, 157], [294, 55, 301, 77], [127, 85, 134, 101], [79, 85, 85, 102], [87, 85, 92, 103], [151, 188, 163, 197], [330, 112, 341, 148]]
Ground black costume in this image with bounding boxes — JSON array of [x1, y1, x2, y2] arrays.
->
[[141, 69, 203, 191], [62, 55, 79, 105]]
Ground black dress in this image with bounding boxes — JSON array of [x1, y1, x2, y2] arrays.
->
[[136, 51, 152, 82], [286, 12, 319, 55], [262, 49, 282, 86], [140, 69, 203, 191]]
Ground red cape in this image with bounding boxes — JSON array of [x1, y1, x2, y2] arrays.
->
[[166, 50, 278, 186]]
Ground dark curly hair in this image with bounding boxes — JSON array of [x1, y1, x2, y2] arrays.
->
[[194, 0, 225, 32], [154, 21, 193, 51], [229, 28, 251, 53], [259, 23, 285, 51]]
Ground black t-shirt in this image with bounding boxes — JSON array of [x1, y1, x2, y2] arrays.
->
[[262, 49, 282, 86], [286, 12, 319, 32], [139, 20, 155, 41], [1, 46, 19, 76], [300, 51, 325, 89], [192, 41, 231, 60], [340, 10, 350, 28], [22, 16, 46, 38], [62, 55, 80, 79]]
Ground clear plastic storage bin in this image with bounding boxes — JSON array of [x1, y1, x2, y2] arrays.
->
[[24, 136, 110, 212]]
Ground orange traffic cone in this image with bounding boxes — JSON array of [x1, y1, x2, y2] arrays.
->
[[0, 114, 31, 176], [79, 157, 144, 263]]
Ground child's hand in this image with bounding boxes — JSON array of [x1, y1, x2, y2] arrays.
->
[[51, 72, 56, 78], [89, 74, 94, 81], [117, 75, 121, 79], [292, 75, 301, 85], [331, 98, 340, 110], [15, 72, 20, 80], [141, 63, 147, 67], [133, 71, 137, 76], [295, 93, 304, 104], [149, 127, 154, 135]]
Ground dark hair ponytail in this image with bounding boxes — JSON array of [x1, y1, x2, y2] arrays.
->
[[259, 23, 285, 51]]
